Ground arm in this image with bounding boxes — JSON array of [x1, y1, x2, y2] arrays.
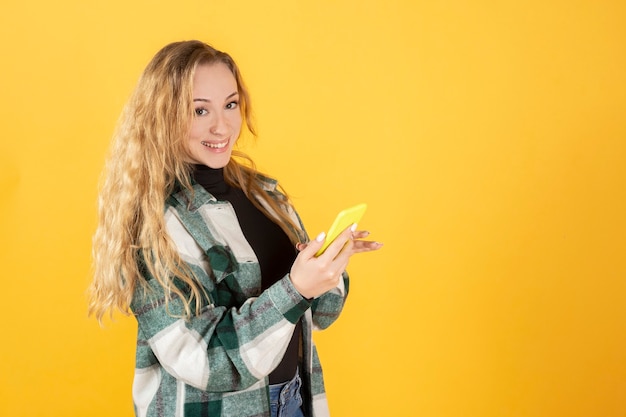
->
[[310, 270, 349, 330], [132, 269, 311, 393], [131, 210, 312, 393]]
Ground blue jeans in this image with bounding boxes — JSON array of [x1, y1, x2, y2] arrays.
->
[[269, 371, 305, 417]]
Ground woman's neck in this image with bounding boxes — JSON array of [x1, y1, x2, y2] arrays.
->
[[192, 165, 229, 195]]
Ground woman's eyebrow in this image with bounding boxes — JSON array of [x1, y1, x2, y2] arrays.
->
[[193, 92, 239, 103]]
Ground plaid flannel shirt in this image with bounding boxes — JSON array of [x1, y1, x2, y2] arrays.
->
[[130, 176, 349, 417]]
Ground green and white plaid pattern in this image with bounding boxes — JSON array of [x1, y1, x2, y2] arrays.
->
[[130, 177, 349, 417]]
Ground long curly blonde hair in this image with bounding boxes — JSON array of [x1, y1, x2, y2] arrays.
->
[[89, 40, 303, 322]]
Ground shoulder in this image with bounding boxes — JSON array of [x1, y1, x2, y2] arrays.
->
[[166, 182, 216, 212], [253, 172, 279, 192]]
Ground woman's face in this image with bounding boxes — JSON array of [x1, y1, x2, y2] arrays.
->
[[187, 62, 242, 168]]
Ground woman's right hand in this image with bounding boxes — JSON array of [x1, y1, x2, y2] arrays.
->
[[289, 224, 382, 299]]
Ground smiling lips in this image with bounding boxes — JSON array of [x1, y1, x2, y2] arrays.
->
[[201, 139, 228, 150]]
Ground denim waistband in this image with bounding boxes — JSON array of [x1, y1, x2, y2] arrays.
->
[[269, 369, 301, 401]]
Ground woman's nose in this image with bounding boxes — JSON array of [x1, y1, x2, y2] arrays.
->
[[209, 111, 228, 135]]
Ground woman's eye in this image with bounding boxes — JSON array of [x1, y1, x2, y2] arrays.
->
[[226, 101, 239, 110], [195, 108, 208, 116]]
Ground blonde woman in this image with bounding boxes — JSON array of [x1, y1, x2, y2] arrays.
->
[[89, 40, 382, 417]]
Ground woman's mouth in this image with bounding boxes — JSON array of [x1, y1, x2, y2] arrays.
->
[[201, 139, 228, 149]]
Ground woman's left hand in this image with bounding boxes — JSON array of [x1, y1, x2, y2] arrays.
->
[[296, 230, 383, 254]]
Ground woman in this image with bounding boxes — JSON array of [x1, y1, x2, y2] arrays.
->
[[89, 40, 382, 417]]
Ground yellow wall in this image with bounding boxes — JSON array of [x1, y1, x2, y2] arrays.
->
[[1, 1, 625, 416]]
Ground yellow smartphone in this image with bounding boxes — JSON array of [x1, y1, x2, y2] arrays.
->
[[315, 203, 368, 256]]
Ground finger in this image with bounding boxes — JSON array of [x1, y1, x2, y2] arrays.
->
[[328, 229, 357, 268], [352, 230, 370, 239], [300, 231, 327, 259], [318, 224, 355, 260], [351, 240, 384, 253]]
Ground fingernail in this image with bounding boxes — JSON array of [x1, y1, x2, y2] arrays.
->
[[316, 232, 326, 242], [351, 223, 357, 232]]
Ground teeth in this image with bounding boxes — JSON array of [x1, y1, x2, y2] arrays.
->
[[201, 141, 227, 149]]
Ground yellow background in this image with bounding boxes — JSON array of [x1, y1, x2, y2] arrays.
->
[[1, 1, 625, 416]]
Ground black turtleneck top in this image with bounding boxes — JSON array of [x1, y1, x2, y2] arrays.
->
[[192, 165, 301, 384]]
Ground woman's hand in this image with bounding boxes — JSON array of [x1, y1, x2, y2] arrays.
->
[[290, 226, 383, 299], [295, 229, 382, 254]]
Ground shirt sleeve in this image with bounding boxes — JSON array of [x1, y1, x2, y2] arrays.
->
[[131, 240, 312, 394], [310, 270, 350, 330]]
